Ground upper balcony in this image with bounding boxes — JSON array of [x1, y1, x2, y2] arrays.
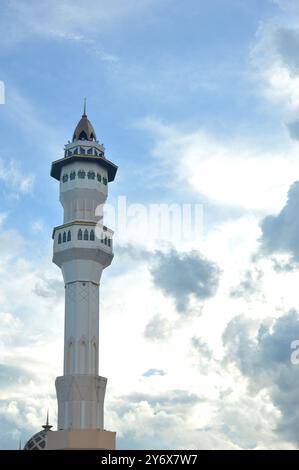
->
[[53, 221, 113, 254]]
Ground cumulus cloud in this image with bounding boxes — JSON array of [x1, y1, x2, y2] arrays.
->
[[150, 249, 220, 314], [260, 181, 299, 262], [275, 28, 299, 75], [141, 118, 299, 212], [109, 389, 205, 449], [249, 1, 299, 118], [271, 255, 299, 272], [230, 268, 264, 301], [144, 315, 173, 341], [0, 159, 34, 195], [287, 119, 299, 141], [33, 278, 64, 299], [0, 364, 32, 388], [123, 390, 201, 409], [191, 337, 213, 361], [223, 310, 299, 444]]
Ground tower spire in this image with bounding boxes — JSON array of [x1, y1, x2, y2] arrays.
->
[[42, 410, 52, 431], [83, 97, 87, 117]]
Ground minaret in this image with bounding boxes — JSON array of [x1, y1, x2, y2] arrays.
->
[[47, 104, 118, 450]]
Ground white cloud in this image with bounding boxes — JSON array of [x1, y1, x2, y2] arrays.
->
[[140, 117, 299, 212], [2, 0, 299, 449], [250, 5, 299, 113], [0, 158, 34, 195], [0, 192, 297, 449], [1, 0, 160, 47], [30, 219, 44, 234]]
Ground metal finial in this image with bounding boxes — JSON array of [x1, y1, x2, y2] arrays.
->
[[18, 439, 22, 450], [83, 98, 87, 116], [42, 409, 53, 431]]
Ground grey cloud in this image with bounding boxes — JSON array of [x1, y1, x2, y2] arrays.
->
[[271, 256, 299, 273], [276, 28, 299, 76], [223, 310, 299, 445], [272, 28, 299, 142], [0, 413, 22, 450], [111, 389, 209, 450], [190, 337, 216, 375], [151, 249, 220, 313], [142, 369, 166, 377], [121, 390, 201, 409], [191, 337, 213, 360], [33, 278, 64, 299], [286, 120, 299, 142], [116, 244, 153, 262], [144, 315, 173, 341], [260, 181, 299, 262], [117, 245, 220, 313], [0, 364, 32, 388], [0, 396, 54, 450], [230, 268, 264, 300]]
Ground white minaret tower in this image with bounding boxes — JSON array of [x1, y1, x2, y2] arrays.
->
[[47, 103, 118, 450]]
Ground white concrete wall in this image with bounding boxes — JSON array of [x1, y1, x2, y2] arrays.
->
[[64, 281, 99, 375], [53, 156, 114, 432], [59, 161, 108, 222]]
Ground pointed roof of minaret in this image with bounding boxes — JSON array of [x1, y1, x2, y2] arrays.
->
[[72, 99, 97, 142]]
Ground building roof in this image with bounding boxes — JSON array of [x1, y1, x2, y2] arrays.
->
[[51, 106, 118, 182], [72, 111, 97, 142], [23, 414, 53, 450], [51, 154, 118, 182]]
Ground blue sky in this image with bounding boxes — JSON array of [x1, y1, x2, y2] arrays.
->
[[2, 0, 299, 450]]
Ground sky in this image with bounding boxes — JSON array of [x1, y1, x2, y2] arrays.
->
[[3, 0, 299, 450]]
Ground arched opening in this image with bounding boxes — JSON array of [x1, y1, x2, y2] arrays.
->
[[58, 233, 62, 244], [84, 229, 89, 241], [79, 131, 88, 140], [90, 230, 95, 241], [63, 232, 66, 243], [78, 229, 83, 240], [88, 171, 95, 180], [67, 230, 71, 242]]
